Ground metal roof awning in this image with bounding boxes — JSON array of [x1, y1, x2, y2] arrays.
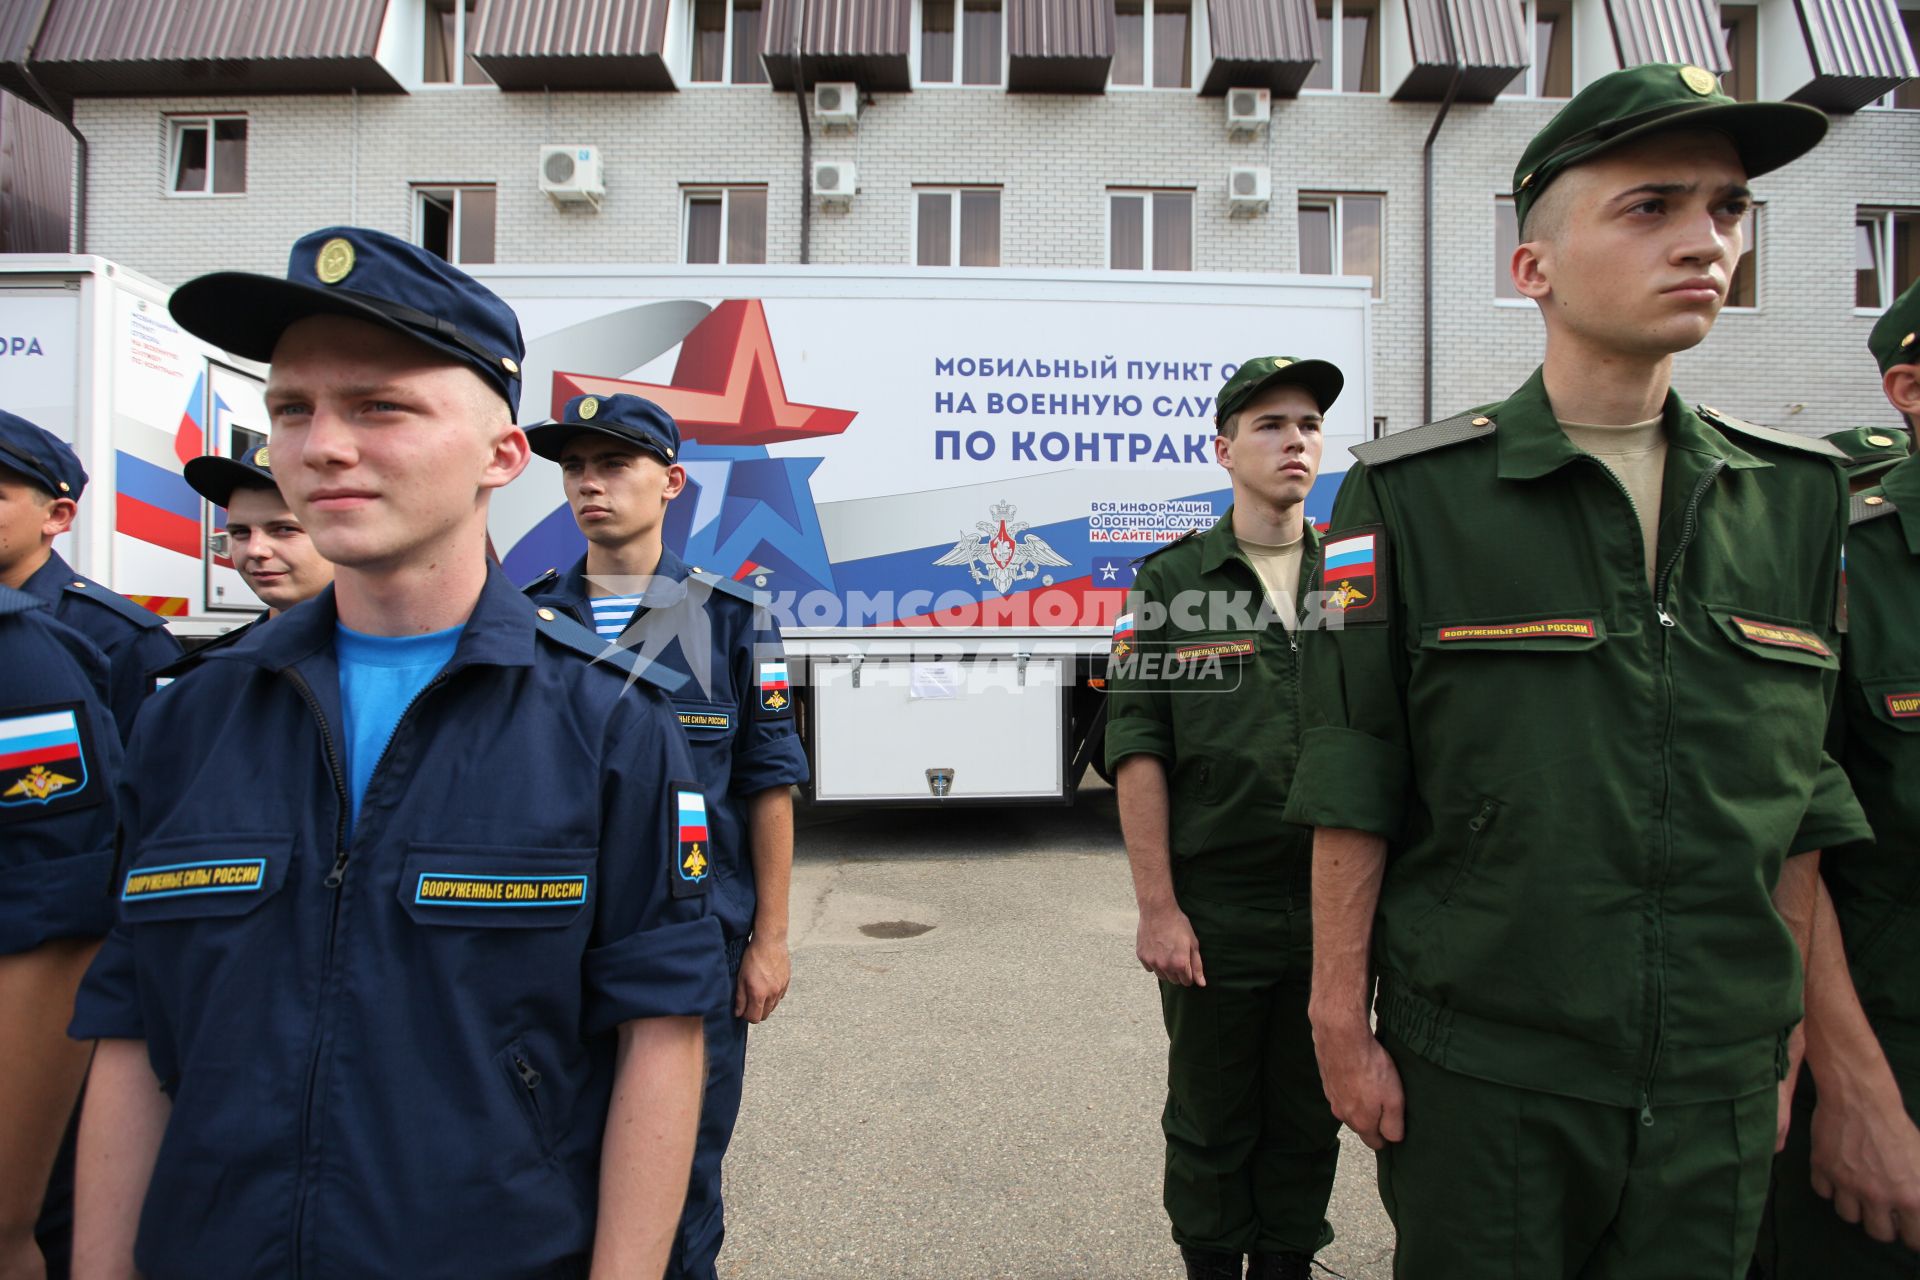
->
[[762, 0, 913, 91], [1006, 0, 1113, 93], [471, 0, 677, 90], [1395, 0, 1527, 101], [1199, 0, 1319, 96], [1786, 0, 1918, 111]]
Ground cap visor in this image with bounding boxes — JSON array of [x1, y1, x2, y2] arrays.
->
[[183, 455, 274, 507], [1245, 361, 1345, 416], [169, 272, 485, 376], [525, 421, 672, 464], [1596, 100, 1829, 182]]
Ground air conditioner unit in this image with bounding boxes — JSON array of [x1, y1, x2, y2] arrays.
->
[[813, 81, 859, 127], [1226, 86, 1271, 134], [1227, 165, 1270, 212], [540, 145, 605, 209], [814, 160, 857, 204]]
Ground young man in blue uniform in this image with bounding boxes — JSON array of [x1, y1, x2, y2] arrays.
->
[[69, 228, 729, 1280], [0, 412, 182, 740], [0, 587, 119, 1280], [524, 392, 809, 1280]]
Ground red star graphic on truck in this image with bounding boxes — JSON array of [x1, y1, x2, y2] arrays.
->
[[552, 299, 856, 446]]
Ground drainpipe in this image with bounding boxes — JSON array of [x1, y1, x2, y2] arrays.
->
[[15, 0, 85, 253], [793, 0, 812, 263], [1421, 0, 1465, 425]]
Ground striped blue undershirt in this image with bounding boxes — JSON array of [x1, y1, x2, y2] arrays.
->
[[589, 595, 643, 640]]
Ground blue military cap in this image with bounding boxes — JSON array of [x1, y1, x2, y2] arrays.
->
[[526, 393, 681, 465], [168, 227, 526, 416], [183, 441, 279, 507], [0, 409, 87, 499]]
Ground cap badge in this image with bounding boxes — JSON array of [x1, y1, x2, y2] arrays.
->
[[1679, 66, 1718, 96], [578, 396, 600, 421], [315, 237, 356, 285], [253, 446, 271, 468], [501, 356, 520, 375], [1904, 331, 1916, 349], [1867, 435, 1894, 447], [1272, 358, 1292, 368]]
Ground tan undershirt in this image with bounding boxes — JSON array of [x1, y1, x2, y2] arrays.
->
[[1560, 415, 1667, 589], [1239, 534, 1304, 631]]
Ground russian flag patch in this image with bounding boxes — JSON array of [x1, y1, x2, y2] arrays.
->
[[1321, 525, 1388, 623], [673, 785, 712, 898], [758, 658, 791, 717], [0, 703, 98, 821]]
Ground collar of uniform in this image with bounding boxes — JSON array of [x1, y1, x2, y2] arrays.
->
[[1198, 507, 1322, 575], [560, 543, 693, 609], [1492, 366, 1770, 481], [0, 583, 45, 617], [227, 564, 540, 672], [17, 547, 73, 607], [1878, 455, 1920, 555]]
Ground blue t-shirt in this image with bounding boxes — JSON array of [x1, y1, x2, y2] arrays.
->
[[335, 623, 463, 824]]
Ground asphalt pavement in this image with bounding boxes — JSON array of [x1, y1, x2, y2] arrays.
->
[[717, 784, 1396, 1279]]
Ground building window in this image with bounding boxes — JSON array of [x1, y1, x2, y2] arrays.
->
[[1498, 0, 1572, 98], [1299, 193, 1383, 298], [1725, 204, 1760, 309], [916, 189, 1002, 266], [1719, 5, 1757, 101], [1494, 195, 1522, 299], [1857, 207, 1920, 310], [691, 0, 769, 83], [1109, 189, 1193, 271], [685, 187, 769, 264], [169, 116, 247, 196], [424, 0, 491, 85], [1112, 0, 1192, 88], [1302, 0, 1380, 92], [414, 186, 496, 265], [921, 0, 1002, 84], [1869, 8, 1920, 108]]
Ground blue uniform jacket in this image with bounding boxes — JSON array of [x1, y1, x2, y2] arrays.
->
[[526, 548, 810, 941], [21, 549, 183, 741], [71, 567, 729, 1279], [0, 585, 120, 953]]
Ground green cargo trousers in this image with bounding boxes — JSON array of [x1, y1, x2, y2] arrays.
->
[[1377, 1032, 1776, 1279], [1754, 1020, 1920, 1279], [1158, 868, 1339, 1256]]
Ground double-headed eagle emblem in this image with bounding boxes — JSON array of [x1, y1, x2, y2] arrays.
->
[[933, 501, 1072, 595]]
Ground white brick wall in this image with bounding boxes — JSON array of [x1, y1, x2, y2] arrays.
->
[[74, 82, 1920, 438]]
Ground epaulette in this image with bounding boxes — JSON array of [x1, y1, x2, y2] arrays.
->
[[530, 603, 688, 695], [1851, 491, 1900, 525], [686, 566, 761, 605], [153, 616, 261, 681], [64, 575, 169, 629], [0, 584, 46, 618], [1349, 409, 1498, 467], [519, 567, 560, 596], [1695, 405, 1847, 459], [1130, 528, 1200, 568]]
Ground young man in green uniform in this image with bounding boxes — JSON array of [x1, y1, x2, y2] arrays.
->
[[1286, 65, 1870, 1278], [1756, 282, 1920, 1275], [1107, 356, 1344, 1280]]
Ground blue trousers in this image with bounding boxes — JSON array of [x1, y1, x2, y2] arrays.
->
[[666, 934, 751, 1280]]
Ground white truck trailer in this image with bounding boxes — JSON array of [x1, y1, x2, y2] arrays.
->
[[480, 267, 1374, 805]]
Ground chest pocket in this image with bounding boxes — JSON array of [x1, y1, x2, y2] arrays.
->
[[118, 835, 290, 923], [1864, 678, 1920, 730], [1419, 613, 1608, 653], [399, 844, 596, 929], [1166, 632, 1257, 693], [1705, 607, 1838, 672], [672, 700, 737, 742]]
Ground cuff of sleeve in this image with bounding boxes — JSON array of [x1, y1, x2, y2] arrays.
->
[[1789, 754, 1872, 856], [69, 927, 144, 1040], [0, 851, 113, 956], [1104, 714, 1173, 772], [1282, 726, 1412, 839], [733, 735, 811, 793], [583, 915, 729, 1037]]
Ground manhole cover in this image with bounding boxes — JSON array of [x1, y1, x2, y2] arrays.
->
[[859, 920, 934, 939]]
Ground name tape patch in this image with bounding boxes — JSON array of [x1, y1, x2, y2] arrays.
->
[[124, 858, 266, 902], [1437, 618, 1598, 643], [1886, 692, 1920, 719], [414, 873, 589, 908], [678, 710, 733, 730], [1173, 638, 1256, 660], [1731, 616, 1832, 659]]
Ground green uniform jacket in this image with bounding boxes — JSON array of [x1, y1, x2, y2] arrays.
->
[[1105, 511, 1321, 908], [1828, 457, 1920, 1032], [1284, 369, 1871, 1110]]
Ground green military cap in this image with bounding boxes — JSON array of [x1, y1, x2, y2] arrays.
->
[[1824, 426, 1912, 479], [1511, 62, 1828, 232], [1215, 355, 1344, 428], [1868, 277, 1920, 373]]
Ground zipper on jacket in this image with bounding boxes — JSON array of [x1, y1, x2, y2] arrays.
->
[[283, 664, 455, 1276], [1652, 462, 1725, 628], [514, 1053, 543, 1091]]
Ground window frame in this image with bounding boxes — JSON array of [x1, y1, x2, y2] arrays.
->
[[1106, 187, 1196, 272], [912, 186, 1004, 267], [1492, 194, 1529, 305], [1108, 0, 1197, 91], [913, 0, 1007, 88], [1297, 191, 1385, 300], [1497, 0, 1573, 101], [418, 0, 494, 89], [1721, 202, 1762, 312], [686, 0, 770, 86], [1299, 0, 1381, 95], [1854, 205, 1920, 315], [166, 114, 248, 198], [411, 184, 498, 265], [681, 185, 771, 265]]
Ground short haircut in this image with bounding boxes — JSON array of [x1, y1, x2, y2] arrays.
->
[[0, 460, 55, 504], [1518, 176, 1573, 244]]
